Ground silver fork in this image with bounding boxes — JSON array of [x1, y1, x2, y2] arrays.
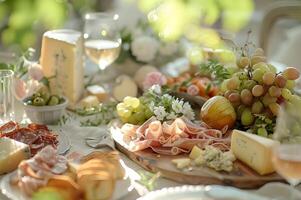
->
[[85, 134, 115, 150]]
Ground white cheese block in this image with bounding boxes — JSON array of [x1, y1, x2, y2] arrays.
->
[[231, 129, 279, 175], [87, 85, 108, 102], [0, 137, 31, 175], [40, 29, 84, 107]]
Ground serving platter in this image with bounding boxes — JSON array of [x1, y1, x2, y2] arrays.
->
[[0, 162, 132, 200], [112, 127, 284, 189]]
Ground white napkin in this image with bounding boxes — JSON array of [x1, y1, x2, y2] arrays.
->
[[60, 124, 115, 155]]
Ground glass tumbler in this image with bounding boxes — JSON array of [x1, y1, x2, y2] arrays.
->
[[0, 70, 15, 124]]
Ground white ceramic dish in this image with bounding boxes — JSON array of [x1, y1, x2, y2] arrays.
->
[[23, 97, 68, 125], [138, 185, 270, 200], [0, 170, 131, 200]]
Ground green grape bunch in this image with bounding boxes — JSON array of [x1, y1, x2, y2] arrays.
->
[[220, 47, 300, 136], [116, 97, 153, 125]]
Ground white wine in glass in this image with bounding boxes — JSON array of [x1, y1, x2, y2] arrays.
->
[[84, 12, 121, 84], [273, 144, 301, 185], [272, 144, 301, 200], [273, 101, 301, 200], [85, 39, 120, 70]]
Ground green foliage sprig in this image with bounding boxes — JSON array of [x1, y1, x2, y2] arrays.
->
[[58, 101, 118, 127], [197, 60, 230, 85], [136, 171, 161, 191], [0, 48, 35, 78]]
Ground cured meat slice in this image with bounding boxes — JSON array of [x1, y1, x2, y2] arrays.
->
[[121, 123, 139, 143], [128, 140, 152, 152], [120, 117, 231, 155], [27, 123, 49, 131], [145, 121, 162, 140], [14, 146, 68, 196], [136, 117, 157, 138], [0, 121, 18, 134], [14, 128, 38, 145], [0, 122, 58, 156]]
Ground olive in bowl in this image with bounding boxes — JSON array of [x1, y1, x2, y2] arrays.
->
[[23, 93, 68, 125]]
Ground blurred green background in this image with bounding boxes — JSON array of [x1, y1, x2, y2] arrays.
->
[[0, 0, 113, 53], [0, 0, 254, 55]]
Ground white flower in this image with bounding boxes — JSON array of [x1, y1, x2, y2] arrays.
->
[[153, 106, 167, 121], [172, 99, 184, 114], [159, 42, 178, 56], [162, 94, 172, 101], [149, 101, 155, 111], [183, 102, 195, 120], [150, 84, 162, 94], [131, 36, 159, 62], [166, 112, 177, 120]]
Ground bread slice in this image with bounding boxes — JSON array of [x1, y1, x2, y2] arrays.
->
[[81, 151, 125, 179], [77, 171, 115, 200]]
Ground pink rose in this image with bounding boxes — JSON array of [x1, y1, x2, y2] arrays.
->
[[26, 80, 41, 98], [14, 78, 41, 100], [143, 71, 167, 90], [14, 78, 27, 100], [28, 63, 44, 81]]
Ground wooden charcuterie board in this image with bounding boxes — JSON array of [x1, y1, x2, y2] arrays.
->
[[111, 127, 284, 189]]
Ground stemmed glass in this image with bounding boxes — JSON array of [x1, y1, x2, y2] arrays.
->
[[273, 100, 301, 200], [0, 70, 15, 124], [84, 12, 121, 85]]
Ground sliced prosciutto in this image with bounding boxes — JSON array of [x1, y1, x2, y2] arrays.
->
[[120, 117, 231, 155], [14, 146, 68, 196]]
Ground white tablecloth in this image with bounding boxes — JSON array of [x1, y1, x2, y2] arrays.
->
[[1, 107, 301, 200]]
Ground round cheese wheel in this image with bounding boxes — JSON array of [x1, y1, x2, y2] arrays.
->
[[113, 75, 138, 101]]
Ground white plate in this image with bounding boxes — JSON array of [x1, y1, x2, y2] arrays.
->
[[12, 124, 71, 156], [138, 185, 271, 200], [0, 161, 132, 200]]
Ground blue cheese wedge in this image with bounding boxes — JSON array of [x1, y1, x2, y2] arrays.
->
[[40, 29, 84, 107], [0, 137, 31, 175], [231, 129, 279, 175]]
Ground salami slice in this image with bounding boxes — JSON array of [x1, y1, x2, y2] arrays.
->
[[1, 122, 59, 156], [14, 128, 38, 145], [0, 121, 18, 135], [27, 123, 49, 131]]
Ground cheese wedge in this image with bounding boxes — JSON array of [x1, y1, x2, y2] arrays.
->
[[0, 137, 31, 175], [189, 145, 203, 160], [79, 95, 99, 108], [40, 29, 84, 107], [86, 85, 108, 102], [231, 129, 279, 175]]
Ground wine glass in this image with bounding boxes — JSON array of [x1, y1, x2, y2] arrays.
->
[[84, 12, 121, 84], [273, 100, 301, 200], [272, 144, 301, 200], [0, 70, 15, 124]]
